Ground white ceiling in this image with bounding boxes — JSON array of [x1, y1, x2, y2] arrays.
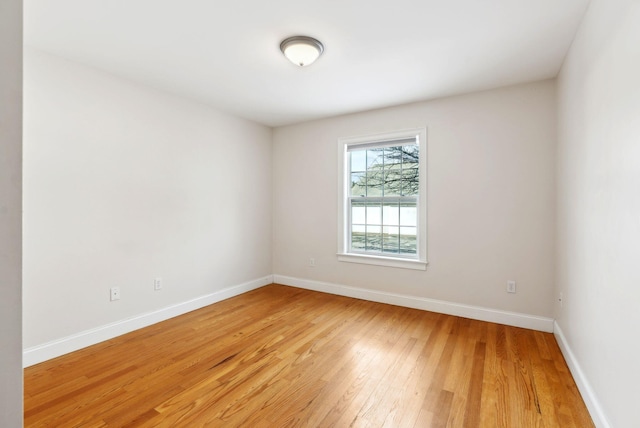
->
[[25, 0, 590, 127]]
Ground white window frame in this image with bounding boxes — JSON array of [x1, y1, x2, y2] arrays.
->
[[337, 128, 428, 270]]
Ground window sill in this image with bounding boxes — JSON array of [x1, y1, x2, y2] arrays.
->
[[337, 253, 428, 270]]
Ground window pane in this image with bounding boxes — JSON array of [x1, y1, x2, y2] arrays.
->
[[367, 148, 384, 169], [366, 203, 382, 225], [402, 145, 419, 167], [350, 172, 366, 196], [366, 148, 384, 196], [399, 226, 417, 254], [366, 225, 382, 251], [351, 224, 366, 250], [351, 150, 366, 172], [401, 144, 419, 197], [384, 146, 402, 164], [382, 202, 399, 226], [382, 226, 399, 253], [351, 200, 366, 224], [400, 202, 417, 226], [383, 168, 402, 196], [366, 173, 383, 196], [401, 167, 419, 196]]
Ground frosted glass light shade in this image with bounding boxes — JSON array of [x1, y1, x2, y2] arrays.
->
[[280, 36, 324, 67]]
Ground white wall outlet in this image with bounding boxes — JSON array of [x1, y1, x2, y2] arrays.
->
[[507, 280, 516, 293], [309, 258, 316, 267], [154, 277, 162, 291], [110, 287, 121, 301]]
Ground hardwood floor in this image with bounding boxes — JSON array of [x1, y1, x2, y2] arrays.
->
[[24, 284, 593, 427]]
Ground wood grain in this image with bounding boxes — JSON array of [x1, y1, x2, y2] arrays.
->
[[24, 284, 594, 427]]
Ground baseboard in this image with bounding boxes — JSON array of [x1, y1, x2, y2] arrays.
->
[[273, 274, 554, 332], [553, 321, 611, 428], [23, 275, 273, 367]]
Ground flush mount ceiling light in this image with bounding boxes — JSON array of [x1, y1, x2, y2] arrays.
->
[[280, 36, 324, 67]]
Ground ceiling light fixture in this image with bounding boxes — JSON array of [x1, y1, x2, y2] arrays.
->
[[280, 36, 324, 67]]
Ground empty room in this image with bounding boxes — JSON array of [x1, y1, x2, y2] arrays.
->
[[1, 0, 639, 426]]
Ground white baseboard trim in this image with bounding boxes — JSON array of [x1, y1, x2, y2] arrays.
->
[[23, 275, 273, 367], [553, 321, 611, 428], [273, 274, 554, 332]]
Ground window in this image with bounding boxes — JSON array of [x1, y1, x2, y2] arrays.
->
[[338, 128, 427, 270]]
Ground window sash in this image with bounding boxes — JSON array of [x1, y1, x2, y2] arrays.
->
[[347, 142, 419, 199], [347, 196, 419, 258]]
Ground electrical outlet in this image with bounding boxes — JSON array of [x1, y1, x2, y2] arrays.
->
[[507, 280, 516, 293], [154, 277, 163, 291], [309, 258, 316, 267], [110, 287, 121, 301]]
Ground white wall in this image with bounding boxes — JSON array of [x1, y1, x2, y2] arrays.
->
[[556, 0, 640, 426], [23, 48, 272, 350], [273, 80, 556, 318], [0, 0, 23, 425]]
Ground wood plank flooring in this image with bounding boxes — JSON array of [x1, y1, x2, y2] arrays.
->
[[24, 284, 594, 427]]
